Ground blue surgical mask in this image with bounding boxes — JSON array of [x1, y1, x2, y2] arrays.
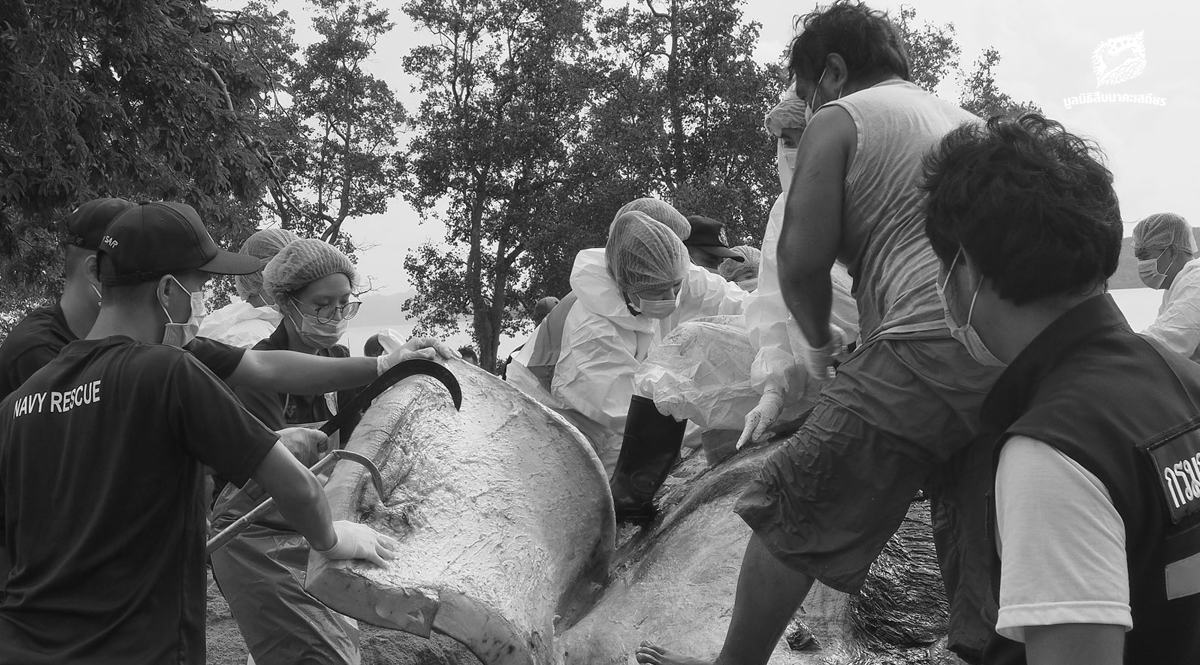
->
[[161, 276, 206, 348], [1138, 248, 1174, 289], [936, 248, 1005, 367]]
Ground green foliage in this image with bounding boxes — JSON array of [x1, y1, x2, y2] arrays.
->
[[282, 0, 406, 252], [589, 0, 781, 247], [401, 0, 601, 370], [0, 0, 301, 314], [958, 47, 1043, 119], [401, 0, 782, 369], [895, 5, 960, 92], [893, 5, 1039, 119]]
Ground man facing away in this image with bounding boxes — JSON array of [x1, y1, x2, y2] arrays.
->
[[0, 202, 398, 664]]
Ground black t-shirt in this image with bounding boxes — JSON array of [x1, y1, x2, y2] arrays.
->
[[0, 303, 246, 400], [0, 338, 278, 664], [0, 304, 73, 401]]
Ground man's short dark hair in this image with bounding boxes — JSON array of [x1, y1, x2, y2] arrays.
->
[[788, 1, 910, 84], [458, 346, 478, 361], [923, 114, 1123, 305]]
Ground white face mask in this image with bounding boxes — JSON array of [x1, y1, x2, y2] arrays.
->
[[936, 248, 1005, 367], [161, 275, 206, 348], [286, 297, 351, 349], [630, 288, 682, 320], [1138, 248, 1173, 289]]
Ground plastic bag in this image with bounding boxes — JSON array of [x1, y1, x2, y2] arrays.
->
[[634, 315, 813, 431]]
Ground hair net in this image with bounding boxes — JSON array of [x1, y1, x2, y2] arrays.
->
[[612, 198, 691, 241], [606, 211, 690, 294], [764, 85, 808, 138], [235, 228, 301, 300], [262, 238, 358, 306], [718, 245, 761, 283], [1132, 212, 1196, 255]]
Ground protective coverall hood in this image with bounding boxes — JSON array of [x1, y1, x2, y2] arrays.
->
[[570, 249, 658, 334]]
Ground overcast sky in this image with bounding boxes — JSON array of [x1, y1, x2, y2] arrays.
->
[[251, 0, 1198, 296]]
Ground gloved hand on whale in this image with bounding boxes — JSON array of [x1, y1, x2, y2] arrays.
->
[[376, 329, 460, 375], [315, 520, 401, 568]]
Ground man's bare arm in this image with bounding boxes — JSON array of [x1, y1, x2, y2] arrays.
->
[[250, 441, 337, 551], [1024, 623, 1124, 665], [777, 106, 856, 347]]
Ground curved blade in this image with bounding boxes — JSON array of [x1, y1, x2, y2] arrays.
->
[[320, 359, 462, 438]]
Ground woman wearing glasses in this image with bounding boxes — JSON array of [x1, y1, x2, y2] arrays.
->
[[211, 238, 371, 665]]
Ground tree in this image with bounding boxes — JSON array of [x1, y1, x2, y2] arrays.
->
[[279, 0, 406, 252], [893, 5, 1039, 118], [895, 5, 960, 93], [400, 0, 600, 370], [0, 0, 302, 333], [958, 47, 1042, 119], [586, 0, 781, 247]]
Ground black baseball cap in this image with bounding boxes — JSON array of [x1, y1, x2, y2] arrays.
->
[[684, 215, 744, 261], [62, 197, 136, 250], [97, 201, 262, 285]]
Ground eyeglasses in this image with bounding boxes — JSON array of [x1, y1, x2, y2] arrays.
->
[[289, 296, 361, 324]]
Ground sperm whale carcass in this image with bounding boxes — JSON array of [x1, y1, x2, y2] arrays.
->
[[304, 359, 616, 665]]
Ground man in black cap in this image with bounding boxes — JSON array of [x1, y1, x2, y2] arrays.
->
[[0, 198, 134, 398], [0, 198, 452, 403], [684, 215, 746, 273], [0, 201, 398, 663]]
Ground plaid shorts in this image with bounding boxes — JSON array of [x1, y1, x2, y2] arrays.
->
[[735, 333, 1000, 593]]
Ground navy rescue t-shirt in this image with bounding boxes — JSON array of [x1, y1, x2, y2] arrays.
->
[[0, 303, 246, 400], [0, 337, 278, 664]]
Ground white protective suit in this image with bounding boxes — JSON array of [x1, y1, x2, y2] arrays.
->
[[631, 136, 860, 444], [749, 191, 860, 399], [197, 299, 283, 348], [1143, 258, 1200, 363], [509, 247, 746, 470]]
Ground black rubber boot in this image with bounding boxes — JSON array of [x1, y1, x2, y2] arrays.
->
[[609, 395, 687, 524]]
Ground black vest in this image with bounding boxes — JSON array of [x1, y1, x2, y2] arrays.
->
[[981, 294, 1200, 664]]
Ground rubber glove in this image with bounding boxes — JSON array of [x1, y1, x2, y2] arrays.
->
[[377, 335, 460, 376], [277, 427, 329, 467], [737, 388, 784, 450], [801, 325, 845, 380], [314, 521, 401, 568]]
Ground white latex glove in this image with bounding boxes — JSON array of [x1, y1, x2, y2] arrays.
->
[[277, 427, 329, 467], [376, 333, 460, 376], [737, 388, 784, 450], [314, 520, 400, 568], [801, 325, 845, 380]]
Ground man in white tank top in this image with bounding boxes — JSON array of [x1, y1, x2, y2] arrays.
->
[[636, 3, 1002, 664]]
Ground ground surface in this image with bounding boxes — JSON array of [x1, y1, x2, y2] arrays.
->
[[205, 568, 483, 665]]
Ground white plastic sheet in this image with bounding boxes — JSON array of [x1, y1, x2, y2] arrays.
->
[[634, 315, 815, 431]]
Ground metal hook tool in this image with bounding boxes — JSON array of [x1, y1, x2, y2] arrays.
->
[[206, 449, 387, 556]]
